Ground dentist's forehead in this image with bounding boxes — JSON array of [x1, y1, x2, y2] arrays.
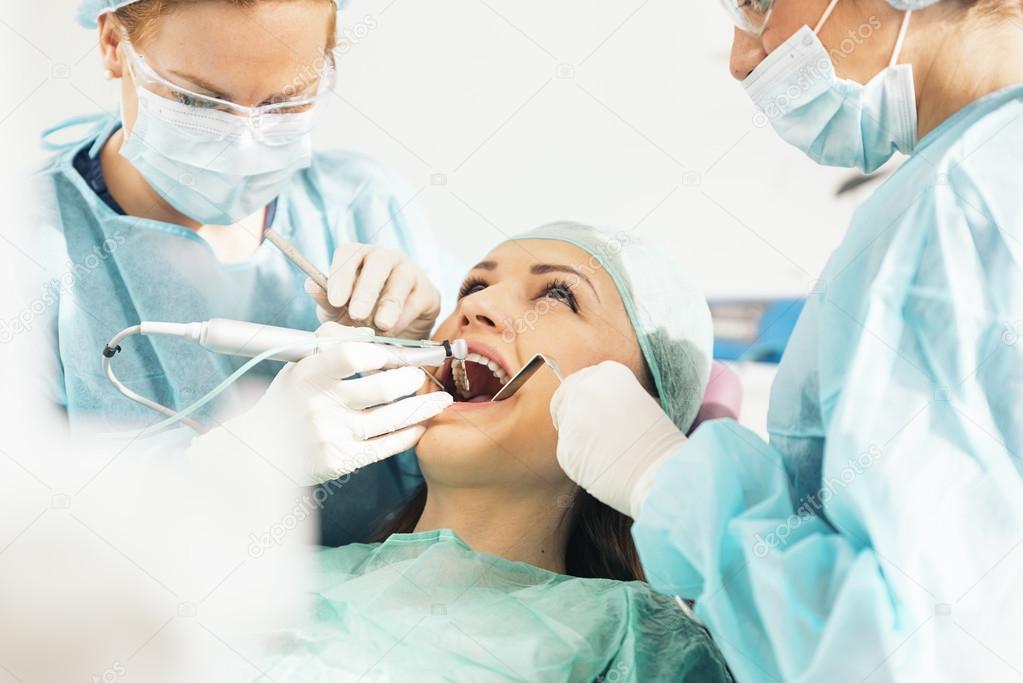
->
[[135, 1, 332, 104]]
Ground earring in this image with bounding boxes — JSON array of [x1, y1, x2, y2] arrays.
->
[[104, 69, 115, 80]]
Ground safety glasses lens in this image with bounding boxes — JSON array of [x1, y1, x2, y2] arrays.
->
[[123, 42, 332, 118], [719, 0, 773, 35]]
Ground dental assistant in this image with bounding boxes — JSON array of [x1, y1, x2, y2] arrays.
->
[[553, 1, 1023, 681]]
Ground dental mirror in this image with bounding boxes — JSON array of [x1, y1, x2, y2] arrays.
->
[[491, 353, 562, 402]]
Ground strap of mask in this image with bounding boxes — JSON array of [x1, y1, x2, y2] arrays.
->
[[813, 2, 913, 68], [890, 10, 913, 67], [813, 0, 841, 34]]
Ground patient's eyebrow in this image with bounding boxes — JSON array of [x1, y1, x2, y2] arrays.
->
[[531, 264, 600, 301], [471, 260, 498, 271]]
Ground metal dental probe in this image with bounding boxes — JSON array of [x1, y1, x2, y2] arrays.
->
[[490, 354, 563, 402], [265, 228, 330, 291]]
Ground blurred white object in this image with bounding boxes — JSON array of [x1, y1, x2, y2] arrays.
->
[[0, 436, 315, 683]]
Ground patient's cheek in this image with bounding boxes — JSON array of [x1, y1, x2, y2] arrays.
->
[[415, 426, 438, 458], [558, 342, 645, 386]]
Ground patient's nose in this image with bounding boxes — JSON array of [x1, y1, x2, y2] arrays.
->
[[458, 291, 513, 335]]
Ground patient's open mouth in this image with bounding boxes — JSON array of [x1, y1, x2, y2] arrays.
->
[[442, 351, 510, 402]]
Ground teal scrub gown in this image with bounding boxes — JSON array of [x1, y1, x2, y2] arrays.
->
[[632, 86, 1023, 682], [264, 530, 732, 682]]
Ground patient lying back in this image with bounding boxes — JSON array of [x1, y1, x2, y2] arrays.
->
[[267, 225, 730, 682]]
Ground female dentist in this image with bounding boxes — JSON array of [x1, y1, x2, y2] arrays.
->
[[38, 0, 449, 427], [553, 1, 1023, 680], [34, 0, 452, 542]]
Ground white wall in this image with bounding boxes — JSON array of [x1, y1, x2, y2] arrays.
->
[[14, 0, 878, 299]]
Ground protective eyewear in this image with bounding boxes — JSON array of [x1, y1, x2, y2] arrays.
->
[[121, 41, 336, 118], [719, 0, 774, 36]]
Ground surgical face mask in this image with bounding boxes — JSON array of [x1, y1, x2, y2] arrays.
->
[[120, 43, 322, 225], [741, 1, 918, 173]]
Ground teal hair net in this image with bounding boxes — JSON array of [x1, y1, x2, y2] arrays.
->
[[76, 0, 347, 29], [511, 222, 713, 434]]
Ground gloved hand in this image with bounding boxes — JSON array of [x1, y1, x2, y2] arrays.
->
[[550, 361, 685, 519], [305, 244, 441, 340], [187, 323, 453, 485]]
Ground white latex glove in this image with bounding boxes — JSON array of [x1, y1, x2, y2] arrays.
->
[[305, 244, 441, 340], [188, 323, 453, 485], [550, 361, 685, 519]]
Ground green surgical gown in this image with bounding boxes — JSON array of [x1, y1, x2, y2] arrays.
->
[[264, 530, 731, 682]]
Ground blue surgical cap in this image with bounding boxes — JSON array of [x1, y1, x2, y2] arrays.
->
[[510, 222, 713, 433], [76, 0, 347, 29], [77, 0, 132, 28]]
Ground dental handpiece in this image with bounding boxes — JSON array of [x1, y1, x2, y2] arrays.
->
[[136, 319, 468, 367], [101, 319, 465, 436]]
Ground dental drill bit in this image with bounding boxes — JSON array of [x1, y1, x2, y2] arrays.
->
[[453, 359, 471, 394], [491, 354, 562, 402]]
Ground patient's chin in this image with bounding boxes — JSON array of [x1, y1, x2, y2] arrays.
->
[[415, 428, 501, 487], [418, 421, 490, 458]]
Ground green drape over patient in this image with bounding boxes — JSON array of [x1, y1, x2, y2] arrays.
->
[[265, 530, 730, 682]]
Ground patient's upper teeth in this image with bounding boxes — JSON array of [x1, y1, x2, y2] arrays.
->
[[462, 351, 510, 387]]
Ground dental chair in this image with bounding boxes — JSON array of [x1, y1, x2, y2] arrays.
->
[[689, 361, 743, 434]]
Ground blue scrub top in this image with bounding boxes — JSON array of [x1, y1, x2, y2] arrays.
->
[[31, 115, 457, 544], [633, 85, 1023, 682]]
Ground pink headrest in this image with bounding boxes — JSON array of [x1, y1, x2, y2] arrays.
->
[[688, 361, 743, 434]]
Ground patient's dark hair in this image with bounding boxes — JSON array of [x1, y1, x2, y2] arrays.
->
[[373, 487, 645, 582], [564, 491, 646, 581]]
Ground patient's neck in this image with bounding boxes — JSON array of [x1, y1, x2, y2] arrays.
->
[[414, 484, 574, 574]]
